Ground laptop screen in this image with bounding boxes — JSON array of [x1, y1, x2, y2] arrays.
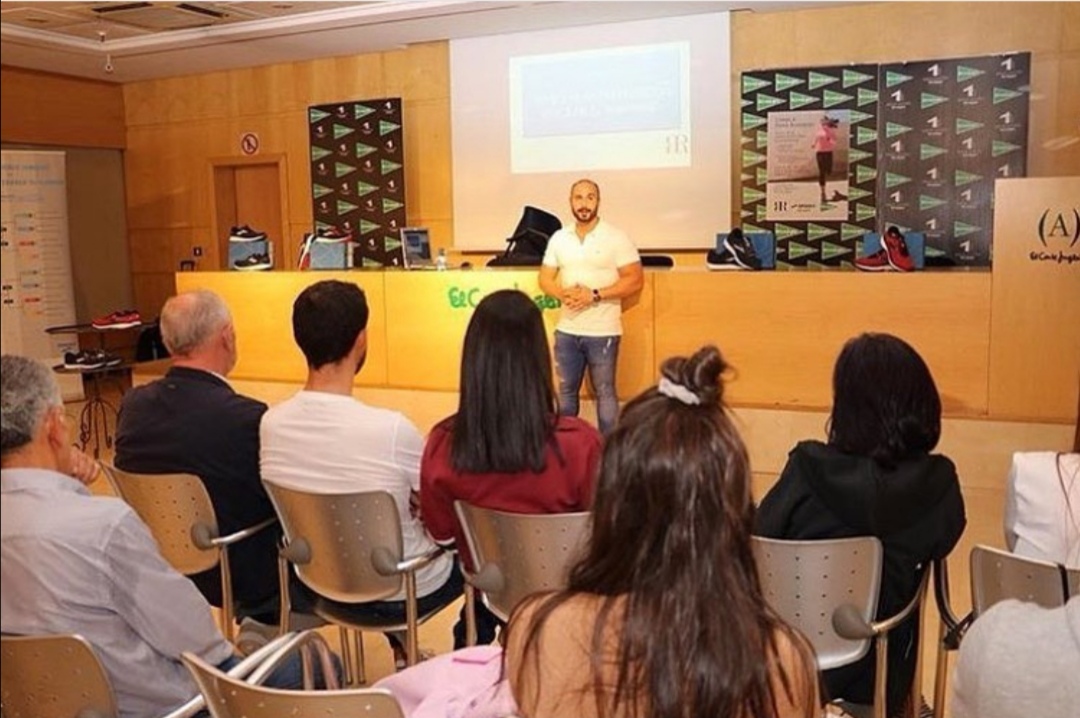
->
[[401, 228, 432, 265]]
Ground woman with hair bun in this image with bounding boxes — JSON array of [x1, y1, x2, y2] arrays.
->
[[756, 333, 966, 718], [506, 345, 820, 718]]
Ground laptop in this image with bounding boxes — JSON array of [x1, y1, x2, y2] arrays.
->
[[400, 227, 435, 269]]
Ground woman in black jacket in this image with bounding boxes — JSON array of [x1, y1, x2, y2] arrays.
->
[[756, 332, 966, 718]]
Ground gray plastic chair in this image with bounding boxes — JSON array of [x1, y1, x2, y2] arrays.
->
[[183, 630, 404, 718], [101, 463, 276, 640], [0, 634, 117, 718], [265, 484, 448, 682], [454, 501, 591, 631], [970, 544, 1069, 616], [752, 536, 928, 718]]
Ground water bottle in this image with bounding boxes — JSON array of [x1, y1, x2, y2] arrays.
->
[[436, 248, 448, 271]]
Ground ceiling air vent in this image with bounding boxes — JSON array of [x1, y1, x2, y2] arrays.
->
[[91, 2, 231, 31]]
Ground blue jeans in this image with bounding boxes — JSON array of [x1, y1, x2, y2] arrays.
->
[[554, 331, 621, 435]]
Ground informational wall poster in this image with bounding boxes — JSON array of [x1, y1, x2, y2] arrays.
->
[[309, 98, 407, 268], [741, 65, 880, 268], [878, 53, 1030, 266], [741, 53, 1029, 269], [0, 150, 82, 400]]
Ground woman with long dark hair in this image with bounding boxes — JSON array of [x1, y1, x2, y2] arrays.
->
[[756, 333, 966, 717], [506, 345, 819, 718], [420, 289, 602, 644]]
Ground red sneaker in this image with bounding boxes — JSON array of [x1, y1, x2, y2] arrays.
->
[[855, 249, 891, 272], [882, 228, 915, 272], [92, 309, 141, 330]]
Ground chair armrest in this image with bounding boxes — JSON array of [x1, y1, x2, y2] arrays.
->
[[468, 563, 506, 594], [933, 558, 972, 649], [834, 568, 931, 640], [371, 545, 444, 576], [191, 517, 277, 550]]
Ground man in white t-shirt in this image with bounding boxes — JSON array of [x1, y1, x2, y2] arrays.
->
[[260, 279, 463, 660], [539, 179, 643, 435]]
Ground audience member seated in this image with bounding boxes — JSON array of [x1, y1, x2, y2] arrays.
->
[[950, 597, 1079, 718], [115, 290, 287, 627], [506, 345, 820, 718], [420, 289, 603, 645], [1003, 419, 1080, 568], [755, 333, 966, 718], [1, 355, 242, 717], [260, 279, 463, 663]]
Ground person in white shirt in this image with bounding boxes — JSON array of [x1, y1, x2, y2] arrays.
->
[[260, 280, 462, 661], [539, 179, 643, 435], [1004, 447, 1080, 568]]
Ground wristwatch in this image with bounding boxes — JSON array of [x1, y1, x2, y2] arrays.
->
[[592, 288, 602, 304]]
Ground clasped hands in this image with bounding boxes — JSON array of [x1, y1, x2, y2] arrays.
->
[[561, 284, 594, 311]]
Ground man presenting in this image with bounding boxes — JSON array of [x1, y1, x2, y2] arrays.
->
[[539, 179, 643, 435]]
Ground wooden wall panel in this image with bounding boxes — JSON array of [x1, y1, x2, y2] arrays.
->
[[0, 67, 125, 148], [988, 177, 1080, 423], [132, 272, 177, 320]]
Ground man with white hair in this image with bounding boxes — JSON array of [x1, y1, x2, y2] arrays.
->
[[0, 354, 236, 716], [115, 290, 285, 627]]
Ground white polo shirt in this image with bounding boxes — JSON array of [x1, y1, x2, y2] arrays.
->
[[542, 219, 639, 337], [1004, 451, 1080, 569]]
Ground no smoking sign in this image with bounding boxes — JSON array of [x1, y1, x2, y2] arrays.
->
[[240, 132, 260, 156]]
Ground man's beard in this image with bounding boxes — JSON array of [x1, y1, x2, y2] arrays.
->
[[575, 207, 596, 223]]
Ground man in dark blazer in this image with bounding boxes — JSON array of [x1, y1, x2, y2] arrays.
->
[[115, 289, 282, 626]]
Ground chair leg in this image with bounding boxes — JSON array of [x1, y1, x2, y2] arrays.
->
[[353, 629, 366, 685], [873, 635, 889, 718], [219, 548, 235, 642], [338, 626, 354, 686], [933, 621, 950, 718], [405, 572, 419, 666], [464, 583, 478, 647]]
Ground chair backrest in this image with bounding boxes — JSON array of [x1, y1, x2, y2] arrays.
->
[[970, 544, 1067, 616], [182, 651, 404, 718], [265, 484, 404, 603], [1, 634, 118, 718], [752, 536, 883, 671], [101, 463, 220, 575], [454, 501, 591, 622]]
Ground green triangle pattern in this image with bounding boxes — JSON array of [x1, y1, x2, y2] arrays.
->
[[359, 219, 381, 235], [381, 159, 402, 175], [821, 241, 852, 260], [806, 260, 832, 271], [955, 169, 982, 186], [355, 143, 377, 159], [848, 110, 873, 124], [384, 236, 402, 252], [741, 98, 753, 108], [742, 75, 772, 94], [743, 223, 768, 235], [334, 162, 356, 178], [741, 209, 754, 219], [741, 135, 753, 146], [741, 172, 753, 183], [311, 146, 332, 161], [857, 88, 878, 107], [843, 69, 874, 88], [823, 89, 853, 108], [756, 204, 769, 221], [354, 105, 375, 120], [788, 91, 818, 110], [742, 186, 766, 204], [921, 92, 948, 110], [787, 241, 815, 260], [886, 71, 913, 88], [756, 130, 769, 149], [956, 118, 984, 134], [957, 65, 984, 82], [855, 203, 877, 222], [925, 245, 948, 257], [841, 223, 865, 241], [755, 167, 769, 186], [361, 257, 383, 268], [954, 221, 981, 238], [742, 113, 767, 130], [774, 223, 803, 241], [312, 184, 334, 199], [756, 93, 785, 112], [886, 122, 912, 138], [333, 124, 355, 140], [993, 87, 1023, 105], [848, 148, 873, 163], [808, 223, 838, 241], [356, 180, 378, 197], [919, 194, 947, 211], [774, 73, 803, 92], [855, 126, 877, 145], [309, 108, 331, 123], [382, 198, 404, 213], [808, 71, 838, 90], [992, 140, 1022, 157], [379, 120, 401, 137], [886, 172, 911, 188], [337, 199, 359, 214], [846, 186, 872, 201], [856, 165, 877, 184], [742, 149, 766, 168], [920, 143, 947, 160]]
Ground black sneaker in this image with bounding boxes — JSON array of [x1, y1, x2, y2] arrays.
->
[[234, 253, 272, 271], [723, 230, 762, 270], [63, 349, 121, 371], [706, 248, 741, 271], [228, 225, 267, 242]]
